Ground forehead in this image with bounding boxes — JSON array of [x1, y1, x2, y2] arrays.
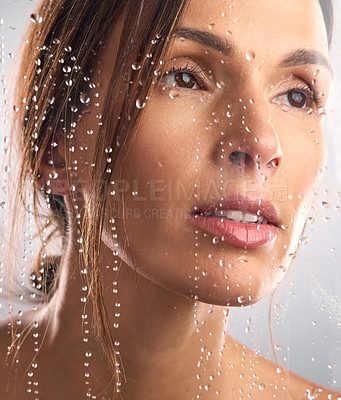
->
[[181, 0, 329, 58]]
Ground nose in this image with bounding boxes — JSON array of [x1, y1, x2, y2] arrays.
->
[[217, 99, 282, 178]]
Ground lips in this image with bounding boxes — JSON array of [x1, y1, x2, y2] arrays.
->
[[189, 196, 279, 248]]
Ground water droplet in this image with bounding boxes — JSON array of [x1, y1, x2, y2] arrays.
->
[[209, 23, 215, 30], [62, 65, 71, 73], [212, 237, 219, 244], [169, 89, 180, 99], [216, 80, 225, 89], [136, 98, 146, 109], [70, 105, 78, 113], [30, 14, 43, 24], [80, 93, 91, 104], [246, 51, 255, 61], [258, 383, 265, 391], [307, 217, 315, 224], [321, 201, 331, 209], [298, 236, 309, 246], [132, 63, 141, 70], [237, 295, 246, 304], [0, 18, 4, 25], [306, 388, 318, 400], [278, 265, 287, 273], [65, 46, 72, 52]]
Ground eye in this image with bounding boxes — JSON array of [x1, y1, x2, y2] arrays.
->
[[161, 69, 201, 90], [286, 90, 307, 108], [274, 86, 315, 110]]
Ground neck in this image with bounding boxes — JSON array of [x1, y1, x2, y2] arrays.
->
[[43, 222, 233, 399]]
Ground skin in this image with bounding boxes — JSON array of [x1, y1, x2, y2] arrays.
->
[[1, 0, 340, 399]]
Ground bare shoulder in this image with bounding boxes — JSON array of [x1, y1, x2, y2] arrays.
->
[[224, 334, 341, 400]]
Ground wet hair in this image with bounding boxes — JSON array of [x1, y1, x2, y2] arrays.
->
[[8, 0, 333, 393], [11, 0, 189, 391]]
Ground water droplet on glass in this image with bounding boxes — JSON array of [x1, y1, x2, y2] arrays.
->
[[209, 23, 215, 30], [246, 51, 255, 61], [30, 14, 43, 24], [278, 265, 287, 273], [0, 18, 4, 25], [321, 201, 331, 209], [212, 237, 219, 244], [80, 93, 91, 104], [258, 383, 265, 391], [169, 89, 180, 99], [216, 80, 225, 89], [237, 295, 246, 304], [136, 98, 146, 109], [298, 236, 309, 246], [132, 63, 141, 71], [70, 105, 78, 113], [307, 217, 315, 224], [62, 65, 71, 73]]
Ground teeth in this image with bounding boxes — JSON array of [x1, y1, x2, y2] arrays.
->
[[243, 212, 259, 223], [203, 209, 268, 224]]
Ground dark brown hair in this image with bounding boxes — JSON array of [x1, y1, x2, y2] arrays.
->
[[11, 0, 188, 393]]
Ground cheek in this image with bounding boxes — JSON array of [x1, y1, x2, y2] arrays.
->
[[278, 116, 327, 193]]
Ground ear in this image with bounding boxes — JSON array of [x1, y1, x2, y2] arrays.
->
[[36, 137, 71, 196]]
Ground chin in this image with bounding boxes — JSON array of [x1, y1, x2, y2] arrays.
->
[[176, 272, 283, 307]]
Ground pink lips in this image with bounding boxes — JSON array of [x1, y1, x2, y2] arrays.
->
[[189, 196, 279, 248]]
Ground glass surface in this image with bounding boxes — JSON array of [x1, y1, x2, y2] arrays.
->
[[0, 1, 340, 398]]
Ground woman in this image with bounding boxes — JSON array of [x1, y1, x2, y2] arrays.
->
[[0, 0, 340, 398]]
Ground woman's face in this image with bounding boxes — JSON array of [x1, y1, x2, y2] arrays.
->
[[77, 0, 332, 305]]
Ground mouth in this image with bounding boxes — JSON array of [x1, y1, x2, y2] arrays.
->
[[189, 196, 279, 248]]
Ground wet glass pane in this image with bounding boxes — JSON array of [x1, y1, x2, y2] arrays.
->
[[0, 0, 340, 399]]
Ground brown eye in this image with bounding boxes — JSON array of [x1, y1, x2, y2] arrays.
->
[[161, 70, 201, 90], [287, 90, 307, 108], [175, 72, 196, 88]]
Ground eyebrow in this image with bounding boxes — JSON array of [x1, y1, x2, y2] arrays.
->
[[174, 27, 332, 75], [174, 27, 232, 56], [278, 49, 333, 76]]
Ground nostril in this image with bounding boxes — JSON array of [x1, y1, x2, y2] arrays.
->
[[229, 151, 252, 167], [267, 158, 279, 168]]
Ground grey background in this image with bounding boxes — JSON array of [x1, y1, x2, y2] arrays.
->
[[0, 0, 340, 391]]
